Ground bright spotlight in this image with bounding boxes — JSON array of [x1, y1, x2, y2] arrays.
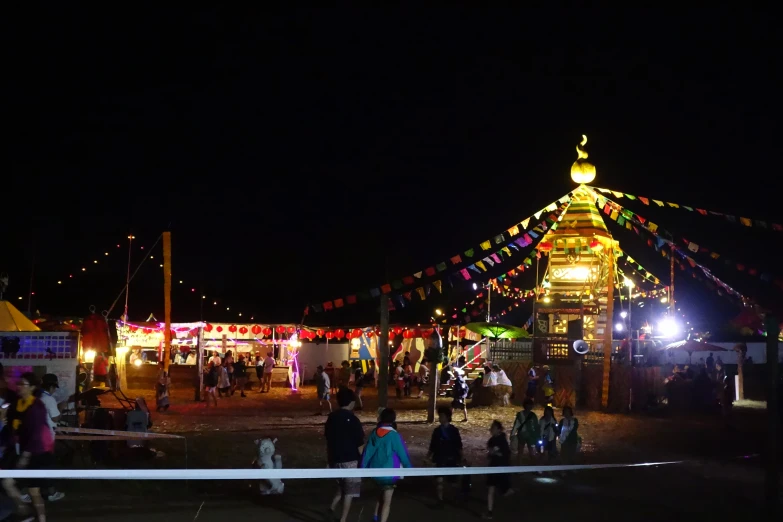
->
[[620, 311, 627, 319], [658, 318, 679, 338], [660, 297, 668, 303], [472, 283, 478, 290], [435, 309, 443, 316], [133, 359, 143, 367], [615, 323, 624, 332], [623, 277, 634, 288]]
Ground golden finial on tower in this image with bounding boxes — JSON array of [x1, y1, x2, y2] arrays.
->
[[570, 134, 596, 184]]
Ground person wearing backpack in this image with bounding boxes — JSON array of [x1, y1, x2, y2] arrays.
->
[[510, 398, 539, 464], [361, 408, 412, 522]]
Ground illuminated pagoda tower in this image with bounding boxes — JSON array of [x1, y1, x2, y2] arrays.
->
[[533, 136, 618, 403]]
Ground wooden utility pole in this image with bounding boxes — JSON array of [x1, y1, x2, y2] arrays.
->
[[600, 245, 615, 409], [427, 334, 440, 424], [163, 232, 172, 373], [763, 314, 780, 511], [378, 298, 389, 410], [669, 248, 675, 313]]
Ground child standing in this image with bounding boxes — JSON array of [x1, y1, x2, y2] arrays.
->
[[485, 420, 512, 520], [510, 398, 538, 464], [416, 358, 429, 399], [361, 409, 412, 522], [558, 406, 580, 465], [539, 406, 558, 462], [427, 406, 463, 506]]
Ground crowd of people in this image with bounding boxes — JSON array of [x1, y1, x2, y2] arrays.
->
[[199, 350, 276, 408], [323, 379, 581, 522]]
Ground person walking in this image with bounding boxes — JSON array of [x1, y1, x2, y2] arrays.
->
[[155, 362, 170, 412], [352, 363, 365, 411], [361, 408, 412, 522], [325, 388, 365, 522], [20, 374, 65, 504], [261, 352, 275, 393], [203, 362, 218, 407], [254, 355, 264, 390], [484, 420, 512, 520], [539, 406, 558, 462], [416, 358, 429, 399], [427, 406, 463, 507], [92, 352, 109, 386], [316, 366, 332, 415], [558, 406, 580, 466], [510, 398, 539, 464], [234, 355, 248, 398], [2, 373, 54, 522]]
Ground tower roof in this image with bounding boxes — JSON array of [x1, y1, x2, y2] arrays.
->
[[551, 185, 611, 240]]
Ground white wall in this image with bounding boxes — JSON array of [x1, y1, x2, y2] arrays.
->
[[0, 358, 77, 403], [298, 342, 350, 381]]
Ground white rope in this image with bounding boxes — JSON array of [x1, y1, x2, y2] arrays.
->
[[0, 460, 682, 480]]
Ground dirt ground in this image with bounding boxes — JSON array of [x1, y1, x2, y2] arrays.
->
[[90, 381, 768, 474]]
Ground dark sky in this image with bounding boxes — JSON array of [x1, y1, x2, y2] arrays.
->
[[4, 9, 780, 331]]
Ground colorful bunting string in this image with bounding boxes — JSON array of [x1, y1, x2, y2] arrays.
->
[[593, 190, 782, 292], [308, 196, 574, 313], [590, 185, 783, 232], [589, 189, 754, 304]]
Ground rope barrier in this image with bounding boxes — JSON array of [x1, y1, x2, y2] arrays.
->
[[0, 460, 683, 480]]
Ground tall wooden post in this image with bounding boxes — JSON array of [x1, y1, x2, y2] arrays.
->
[[427, 333, 441, 424], [669, 248, 675, 313], [601, 245, 615, 409], [163, 231, 172, 373], [378, 298, 389, 410], [763, 314, 780, 511]]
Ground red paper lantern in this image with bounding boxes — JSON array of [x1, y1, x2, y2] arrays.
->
[[204, 323, 214, 333], [335, 329, 345, 339], [345, 332, 353, 340], [352, 328, 362, 339], [129, 326, 138, 333], [589, 238, 604, 251], [142, 328, 151, 334], [239, 326, 248, 335], [393, 327, 403, 335], [316, 329, 325, 337], [307, 331, 315, 340], [388, 332, 395, 340], [216, 326, 223, 333], [251, 325, 262, 335], [276, 326, 285, 335], [325, 331, 334, 340], [366, 331, 374, 338], [228, 325, 238, 333], [263, 327, 272, 336], [537, 241, 553, 253], [421, 329, 432, 338], [413, 329, 422, 338], [288, 326, 295, 334]]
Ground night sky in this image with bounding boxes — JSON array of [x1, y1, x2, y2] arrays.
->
[[4, 10, 780, 333]]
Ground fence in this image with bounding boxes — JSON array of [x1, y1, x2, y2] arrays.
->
[[0, 332, 78, 359]]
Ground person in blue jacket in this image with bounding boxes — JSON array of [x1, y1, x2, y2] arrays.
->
[[361, 408, 412, 522]]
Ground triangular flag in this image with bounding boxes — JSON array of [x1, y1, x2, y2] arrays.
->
[[740, 217, 752, 227], [520, 218, 530, 229], [653, 200, 664, 207], [483, 256, 495, 267], [502, 246, 511, 256], [436, 262, 447, 272], [480, 240, 492, 250], [380, 284, 392, 294], [450, 255, 462, 265], [545, 202, 557, 212], [611, 191, 624, 198], [464, 248, 475, 257], [494, 234, 505, 244], [416, 287, 426, 300], [507, 225, 519, 236], [334, 298, 345, 308], [476, 260, 487, 271], [460, 269, 471, 280], [433, 280, 442, 293], [413, 271, 423, 279], [638, 196, 650, 205], [534, 210, 543, 220]]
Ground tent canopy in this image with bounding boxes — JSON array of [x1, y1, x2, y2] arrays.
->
[[0, 301, 41, 332], [465, 322, 529, 339]]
